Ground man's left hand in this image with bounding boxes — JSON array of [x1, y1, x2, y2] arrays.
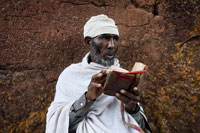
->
[[116, 87, 140, 112]]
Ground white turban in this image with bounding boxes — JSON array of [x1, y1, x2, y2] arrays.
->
[[84, 14, 119, 38]]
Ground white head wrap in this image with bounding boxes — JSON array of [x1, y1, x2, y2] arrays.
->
[[84, 14, 119, 38]]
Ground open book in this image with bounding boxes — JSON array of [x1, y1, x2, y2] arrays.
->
[[103, 62, 147, 96]]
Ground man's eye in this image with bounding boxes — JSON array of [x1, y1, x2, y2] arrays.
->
[[114, 36, 119, 41], [103, 36, 109, 40]]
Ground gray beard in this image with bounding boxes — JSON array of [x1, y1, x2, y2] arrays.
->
[[90, 52, 115, 67]]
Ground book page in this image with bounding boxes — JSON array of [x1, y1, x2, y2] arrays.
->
[[131, 62, 146, 72], [107, 65, 129, 73]]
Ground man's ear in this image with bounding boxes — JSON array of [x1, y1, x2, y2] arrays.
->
[[85, 37, 92, 45]]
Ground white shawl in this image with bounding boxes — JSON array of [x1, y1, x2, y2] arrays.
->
[[46, 53, 140, 133]]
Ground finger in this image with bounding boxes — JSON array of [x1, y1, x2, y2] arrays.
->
[[132, 87, 140, 96], [92, 69, 107, 80], [99, 69, 107, 79], [116, 93, 137, 110], [120, 89, 140, 102], [91, 82, 102, 88], [116, 92, 131, 103], [101, 69, 107, 74], [93, 72, 107, 85], [91, 73, 103, 82], [100, 69, 107, 78], [96, 73, 103, 78]]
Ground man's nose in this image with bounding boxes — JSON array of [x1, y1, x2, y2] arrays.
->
[[107, 38, 115, 49]]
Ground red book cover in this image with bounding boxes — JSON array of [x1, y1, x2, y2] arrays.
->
[[103, 70, 145, 96]]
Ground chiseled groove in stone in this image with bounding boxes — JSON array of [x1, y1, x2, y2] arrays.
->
[[60, 0, 113, 7]]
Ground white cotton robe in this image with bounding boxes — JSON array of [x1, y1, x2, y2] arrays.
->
[[46, 53, 141, 133]]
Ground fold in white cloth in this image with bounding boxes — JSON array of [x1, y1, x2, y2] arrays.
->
[[46, 53, 140, 133]]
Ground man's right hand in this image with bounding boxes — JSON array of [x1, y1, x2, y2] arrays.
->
[[86, 69, 107, 101]]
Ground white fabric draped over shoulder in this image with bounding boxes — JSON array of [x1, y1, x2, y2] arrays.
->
[[46, 53, 140, 133]]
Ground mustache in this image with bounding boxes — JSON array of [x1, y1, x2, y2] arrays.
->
[[102, 49, 116, 56]]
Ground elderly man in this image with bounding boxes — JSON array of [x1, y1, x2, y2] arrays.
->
[[46, 14, 151, 133]]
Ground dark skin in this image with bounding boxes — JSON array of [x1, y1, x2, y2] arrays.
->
[[85, 34, 141, 111]]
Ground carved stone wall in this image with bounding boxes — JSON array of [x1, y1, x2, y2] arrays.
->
[[0, 0, 199, 132]]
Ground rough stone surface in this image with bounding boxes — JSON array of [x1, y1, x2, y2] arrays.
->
[[0, 0, 199, 132]]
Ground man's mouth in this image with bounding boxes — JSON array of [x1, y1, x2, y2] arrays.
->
[[105, 54, 114, 59]]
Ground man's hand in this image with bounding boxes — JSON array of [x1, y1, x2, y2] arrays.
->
[[86, 69, 107, 101], [116, 87, 140, 112]]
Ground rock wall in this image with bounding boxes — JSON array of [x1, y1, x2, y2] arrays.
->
[[0, 0, 199, 132]]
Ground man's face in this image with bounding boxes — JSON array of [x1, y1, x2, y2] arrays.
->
[[90, 34, 119, 66]]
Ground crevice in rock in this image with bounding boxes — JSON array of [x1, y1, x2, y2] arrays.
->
[[152, 0, 158, 16], [60, 0, 88, 6], [130, 0, 139, 8], [60, 0, 113, 7], [90, 1, 112, 7], [180, 35, 200, 47], [46, 79, 57, 85]]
